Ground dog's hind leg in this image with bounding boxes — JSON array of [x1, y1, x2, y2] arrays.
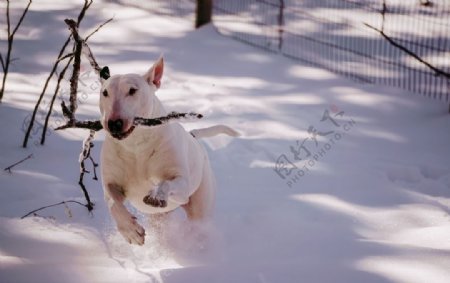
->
[[182, 164, 216, 221]]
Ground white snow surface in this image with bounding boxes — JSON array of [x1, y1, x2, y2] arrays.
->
[[1, 1, 450, 283]]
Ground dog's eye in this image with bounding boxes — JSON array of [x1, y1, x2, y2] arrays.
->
[[129, 88, 137, 96], [102, 90, 108, 97]]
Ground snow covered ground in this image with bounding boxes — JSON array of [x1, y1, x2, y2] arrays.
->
[[1, 1, 450, 283]]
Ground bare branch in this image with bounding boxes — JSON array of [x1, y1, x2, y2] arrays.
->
[[41, 16, 111, 145], [40, 56, 74, 145], [4, 154, 33, 173], [22, 37, 72, 148], [21, 200, 89, 219], [364, 23, 450, 80], [64, 19, 83, 122], [23, 0, 93, 147], [77, 0, 93, 27], [55, 118, 103, 131], [0, 0, 32, 102]]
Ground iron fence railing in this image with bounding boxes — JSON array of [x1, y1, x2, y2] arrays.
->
[[213, 0, 450, 101], [119, 0, 450, 102]]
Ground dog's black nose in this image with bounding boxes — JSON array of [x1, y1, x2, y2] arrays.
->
[[108, 119, 123, 133]]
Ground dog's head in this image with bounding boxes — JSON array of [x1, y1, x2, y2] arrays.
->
[[99, 57, 164, 140]]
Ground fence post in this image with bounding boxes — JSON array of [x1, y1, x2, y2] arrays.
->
[[196, 0, 212, 28], [278, 0, 285, 51]]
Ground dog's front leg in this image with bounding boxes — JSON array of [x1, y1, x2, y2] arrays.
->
[[106, 184, 146, 245], [143, 177, 190, 208]]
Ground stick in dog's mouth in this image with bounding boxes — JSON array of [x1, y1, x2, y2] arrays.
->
[[110, 112, 203, 140], [133, 112, 203, 127]]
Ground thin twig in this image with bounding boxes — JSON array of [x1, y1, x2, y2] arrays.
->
[[82, 41, 102, 76], [0, 0, 32, 102], [82, 19, 114, 78], [56, 52, 75, 63], [11, 1, 33, 37], [85, 17, 113, 41], [4, 154, 33, 173], [0, 53, 5, 72], [6, 0, 10, 43], [40, 56, 74, 145], [21, 200, 89, 219]]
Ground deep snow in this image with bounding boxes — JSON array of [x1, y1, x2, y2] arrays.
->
[[1, 1, 450, 283]]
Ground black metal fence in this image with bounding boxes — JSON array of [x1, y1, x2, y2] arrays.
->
[[118, 0, 450, 102]]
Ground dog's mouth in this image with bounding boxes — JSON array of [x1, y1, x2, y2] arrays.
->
[[110, 126, 135, 140]]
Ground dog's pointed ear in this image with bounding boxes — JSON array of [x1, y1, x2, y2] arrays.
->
[[143, 56, 164, 89]]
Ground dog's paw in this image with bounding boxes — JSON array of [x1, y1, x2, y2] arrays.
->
[[143, 189, 168, 208], [117, 216, 146, 245]]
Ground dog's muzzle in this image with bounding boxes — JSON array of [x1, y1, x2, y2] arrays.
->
[[108, 119, 123, 133], [108, 119, 135, 140]]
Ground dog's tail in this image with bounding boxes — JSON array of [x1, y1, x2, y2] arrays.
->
[[190, 125, 240, 139]]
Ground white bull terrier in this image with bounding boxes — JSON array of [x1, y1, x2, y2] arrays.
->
[[100, 57, 238, 245]]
